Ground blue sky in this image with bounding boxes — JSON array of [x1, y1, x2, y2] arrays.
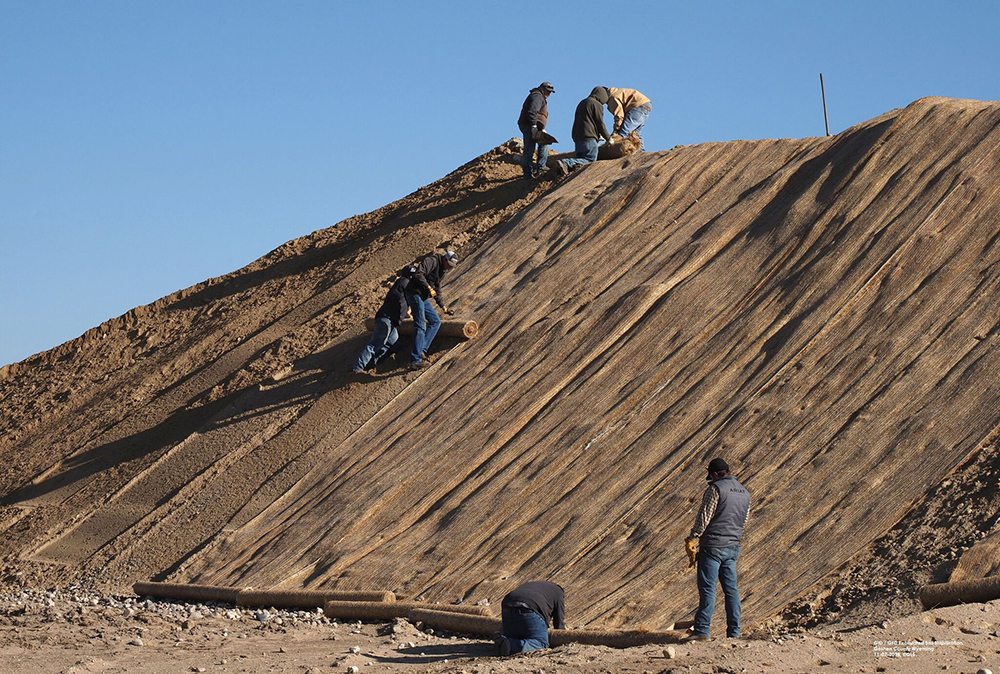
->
[[2, 1, 998, 367]]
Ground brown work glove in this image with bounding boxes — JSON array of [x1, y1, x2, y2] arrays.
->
[[685, 538, 698, 568]]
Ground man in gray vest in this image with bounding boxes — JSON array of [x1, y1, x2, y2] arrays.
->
[[683, 458, 750, 641]]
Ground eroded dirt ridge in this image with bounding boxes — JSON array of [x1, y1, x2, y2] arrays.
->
[[3, 98, 1000, 633]]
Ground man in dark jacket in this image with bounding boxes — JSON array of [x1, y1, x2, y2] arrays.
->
[[352, 276, 410, 373], [684, 458, 750, 641], [555, 87, 611, 176], [497, 581, 566, 655], [517, 82, 555, 180], [404, 250, 458, 369]]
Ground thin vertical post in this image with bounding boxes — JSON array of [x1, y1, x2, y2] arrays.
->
[[820, 73, 830, 136]]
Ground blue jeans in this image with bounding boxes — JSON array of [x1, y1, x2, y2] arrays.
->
[[406, 294, 441, 363], [618, 104, 651, 138], [560, 138, 599, 170], [501, 607, 549, 654], [693, 544, 741, 638], [353, 316, 398, 371], [521, 128, 550, 177]]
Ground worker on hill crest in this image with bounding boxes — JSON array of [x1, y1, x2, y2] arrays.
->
[[607, 86, 652, 142], [683, 457, 749, 642], [404, 250, 458, 370], [555, 86, 612, 177], [517, 82, 555, 180]]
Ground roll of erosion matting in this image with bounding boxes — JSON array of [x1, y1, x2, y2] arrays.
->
[[133, 582, 241, 604], [920, 575, 1000, 609], [323, 600, 491, 621], [237, 589, 396, 608], [408, 608, 502, 637], [365, 318, 479, 340], [549, 628, 684, 647]]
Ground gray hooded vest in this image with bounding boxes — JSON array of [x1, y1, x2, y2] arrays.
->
[[701, 475, 750, 549]]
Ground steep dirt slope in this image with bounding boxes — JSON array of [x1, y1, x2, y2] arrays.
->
[[180, 97, 1000, 629], [0, 139, 547, 588]]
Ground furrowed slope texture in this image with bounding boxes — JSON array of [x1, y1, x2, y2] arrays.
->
[[0, 140, 541, 589], [183, 98, 1000, 628]]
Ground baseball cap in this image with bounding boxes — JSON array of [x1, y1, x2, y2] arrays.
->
[[540, 81, 555, 93], [707, 458, 729, 475]]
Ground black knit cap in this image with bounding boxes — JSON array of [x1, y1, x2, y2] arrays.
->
[[707, 458, 729, 475]]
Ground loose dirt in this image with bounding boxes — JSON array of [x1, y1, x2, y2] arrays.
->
[[4, 97, 1000, 671]]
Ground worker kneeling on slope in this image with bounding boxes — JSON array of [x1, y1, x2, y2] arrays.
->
[[496, 580, 565, 656], [555, 86, 612, 177], [683, 458, 750, 642], [352, 275, 410, 373], [404, 249, 458, 370]]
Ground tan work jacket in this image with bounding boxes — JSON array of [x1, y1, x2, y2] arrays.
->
[[607, 88, 652, 132]]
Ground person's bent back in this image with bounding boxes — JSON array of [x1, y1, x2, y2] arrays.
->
[[497, 581, 565, 656]]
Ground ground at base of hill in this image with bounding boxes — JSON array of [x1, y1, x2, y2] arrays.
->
[[2, 589, 999, 674]]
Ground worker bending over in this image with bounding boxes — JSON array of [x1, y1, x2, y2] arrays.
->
[[404, 250, 458, 370], [497, 581, 565, 655], [352, 275, 410, 373], [607, 87, 652, 142]]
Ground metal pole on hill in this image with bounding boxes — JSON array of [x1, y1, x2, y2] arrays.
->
[[820, 73, 830, 136]]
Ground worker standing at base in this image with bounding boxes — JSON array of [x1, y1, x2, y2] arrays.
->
[[683, 458, 750, 642], [517, 82, 555, 180], [607, 87, 652, 142], [352, 275, 410, 373], [555, 86, 611, 177], [404, 250, 458, 370], [497, 581, 566, 655]]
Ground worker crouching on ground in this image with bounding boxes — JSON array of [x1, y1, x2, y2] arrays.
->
[[352, 276, 410, 374], [683, 458, 750, 642], [517, 81, 555, 179], [555, 86, 611, 177], [607, 87, 652, 142], [497, 581, 565, 656], [404, 250, 458, 370]]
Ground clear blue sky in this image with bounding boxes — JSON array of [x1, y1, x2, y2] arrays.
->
[[2, 1, 998, 367]]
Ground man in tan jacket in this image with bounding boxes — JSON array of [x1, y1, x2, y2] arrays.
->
[[607, 87, 652, 142]]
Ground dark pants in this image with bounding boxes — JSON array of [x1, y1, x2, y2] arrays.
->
[[501, 606, 549, 654], [693, 544, 741, 638]]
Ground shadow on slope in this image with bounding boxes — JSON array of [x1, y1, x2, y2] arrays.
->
[[177, 97, 1000, 632]]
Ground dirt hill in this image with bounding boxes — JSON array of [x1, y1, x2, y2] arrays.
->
[[3, 97, 1000, 633]]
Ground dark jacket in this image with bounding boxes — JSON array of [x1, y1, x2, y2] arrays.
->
[[502, 581, 565, 629], [375, 276, 409, 327], [571, 87, 610, 142], [701, 475, 750, 549], [518, 88, 549, 133], [405, 254, 447, 308]]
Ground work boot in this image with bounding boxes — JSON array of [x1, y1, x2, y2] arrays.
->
[[495, 634, 511, 656], [681, 633, 710, 643], [409, 360, 430, 371]]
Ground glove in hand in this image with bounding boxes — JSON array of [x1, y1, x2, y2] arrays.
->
[[685, 538, 698, 568]]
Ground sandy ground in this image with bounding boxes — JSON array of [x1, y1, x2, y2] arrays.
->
[[5, 98, 1000, 671], [2, 589, 1000, 674]]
